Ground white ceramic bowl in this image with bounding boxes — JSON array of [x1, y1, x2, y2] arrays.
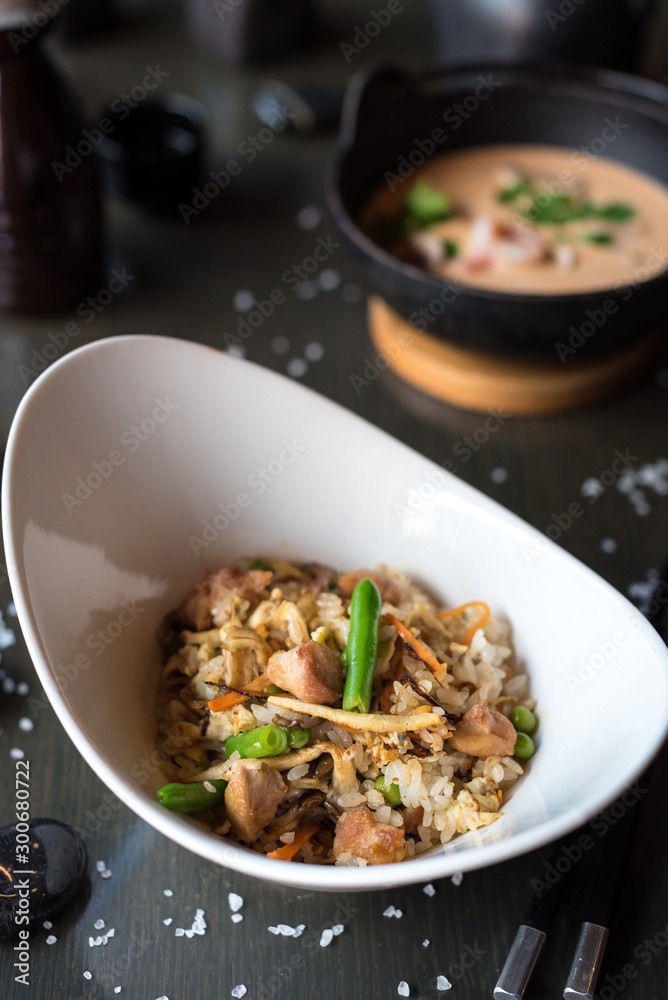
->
[[4, 335, 668, 891]]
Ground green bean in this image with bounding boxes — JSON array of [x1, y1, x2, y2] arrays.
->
[[509, 706, 536, 734], [286, 728, 311, 749], [157, 779, 227, 813], [342, 578, 382, 714], [513, 732, 535, 759], [225, 724, 288, 759], [375, 775, 401, 806]]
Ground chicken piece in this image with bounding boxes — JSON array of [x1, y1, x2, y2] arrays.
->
[[333, 807, 406, 865], [224, 759, 287, 843], [266, 640, 342, 705], [448, 704, 517, 757], [337, 569, 400, 606], [177, 568, 272, 631], [402, 805, 424, 835]]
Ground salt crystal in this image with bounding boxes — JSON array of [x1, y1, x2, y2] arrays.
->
[[320, 928, 334, 947], [233, 289, 255, 313], [303, 341, 325, 363], [163, 889, 173, 897], [293, 924, 305, 938], [46, 935, 57, 945], [296, 205, 322, 230], [94, 919, 105, 930], [295, 280, 318, 301], [84, 971, 92, 980], [17, 681, 29, 695], [155, 996, 170, 1000], [601, 537, 618, 554], [6, 602, 16, 616], [96, 860, 105, 872], [228, 892, 243, 912], [0, 616, 16, 649], [101, 869, 112, 879], [18, 717, 33, 732], [114, 989, 122, 994], [175, 928, 185, 937], [422, 939, 430, 948], [397, 982, 410, 997], [163, 918, 173, 926], [317, 269, 341, 292], [9, 748, 24, 760], [490, 467, 508, 484], [276, 923, 297, 936], [383, 905, 403, 918], [43, 921, 52, 930], [226, 345, 246, 360], [423, 883, 436, 897], [332, 924, 344, 936], [286, 357, 308, 378], [436, 975, 452, 991], [231, 987, 247, 998], [451, 872, 463, 886], [231, 913, 243, 923], [185, 929, 194, 938], [2, 677, 15, 693], [268, 926, 280, 935], [271, 335, 291, 355]]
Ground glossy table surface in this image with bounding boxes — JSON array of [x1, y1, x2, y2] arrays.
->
[[1, 3, 668, 998]]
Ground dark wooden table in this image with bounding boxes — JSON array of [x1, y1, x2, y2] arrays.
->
[[2, 3, 668, 998]]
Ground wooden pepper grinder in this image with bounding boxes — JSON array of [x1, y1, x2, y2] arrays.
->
[[0, 6, 103, 315]]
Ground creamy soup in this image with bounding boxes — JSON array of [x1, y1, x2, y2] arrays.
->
[[361, 144, 668, 295]]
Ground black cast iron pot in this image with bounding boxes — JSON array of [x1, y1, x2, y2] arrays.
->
[[327, 65, 668, 361]]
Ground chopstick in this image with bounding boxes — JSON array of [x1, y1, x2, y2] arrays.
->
[[495, 559, 668, 999]]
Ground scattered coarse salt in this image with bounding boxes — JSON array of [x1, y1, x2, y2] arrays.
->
[[7, 602, 16, 616], [287, 357, 309, 378], [101, 869, 112, 879], [233, 289, 255, 313], [436, 975, 452, 991], [295, 281, 318, 302], [96, 860, 106, 872], [94, 919, 105, 930], [490, 466, 508, 484], [320, 928, 334, 948], [45, 935, 57, 945], [332, 924, 344, 936], [89, 928, 115, 947], [114, 989, 122, 994], [397, 982, 410, 997], [2, 677, 15, 693], [155, 996, 170, 1000], [17, 681, 29, 695], [83, 971, 92, 980], [317, 269, 341, 292], [18, 717, 33, 732], [271, 335, 291, 355], [185, 929, 194, 939], [163, 889, 173, 897], [422, 939, 430, 948], [163, 918, 173, 926], [175, 928, 185, 937], [231, 986, 247, 998], [268, 923, 304, 937], [601, 537, 618, 554], [9, 748, 24, 760], [192, 909, 207, 935], [228, 892, 244, 913], [451, 872, 463, 886], [423, 883, 436, 897], [383, 905, 403, 918], [303, 341, 325, 362], [43, 921, 53, 930], [296, 205, 322, 230], [231, 913, 243, 924]]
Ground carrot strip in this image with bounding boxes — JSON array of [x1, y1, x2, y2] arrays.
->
[[207, 673, 271, 713], [383, 613, 443, 676], [267, 824, 319, 861], [436, 601, 490, 644]]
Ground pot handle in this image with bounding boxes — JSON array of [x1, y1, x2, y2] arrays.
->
[[338, 65, 413, 151]]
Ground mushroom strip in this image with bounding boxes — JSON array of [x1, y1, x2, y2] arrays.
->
[[263, 742, 360, 806], [266, 695, 441, 732]]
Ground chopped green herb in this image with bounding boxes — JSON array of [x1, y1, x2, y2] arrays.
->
[[523, 192, 586, 225], [442, 239, 459, 259], [579, 231, 614, 246], [249, 558, 273, 572], [405, 179, 452, 228], [584, 201, 635, 223], [497, 177, 531, 203]]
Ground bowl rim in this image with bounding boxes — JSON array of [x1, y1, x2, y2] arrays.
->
[[327, 60, 668, 307], [4, 333, 668, 890]]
